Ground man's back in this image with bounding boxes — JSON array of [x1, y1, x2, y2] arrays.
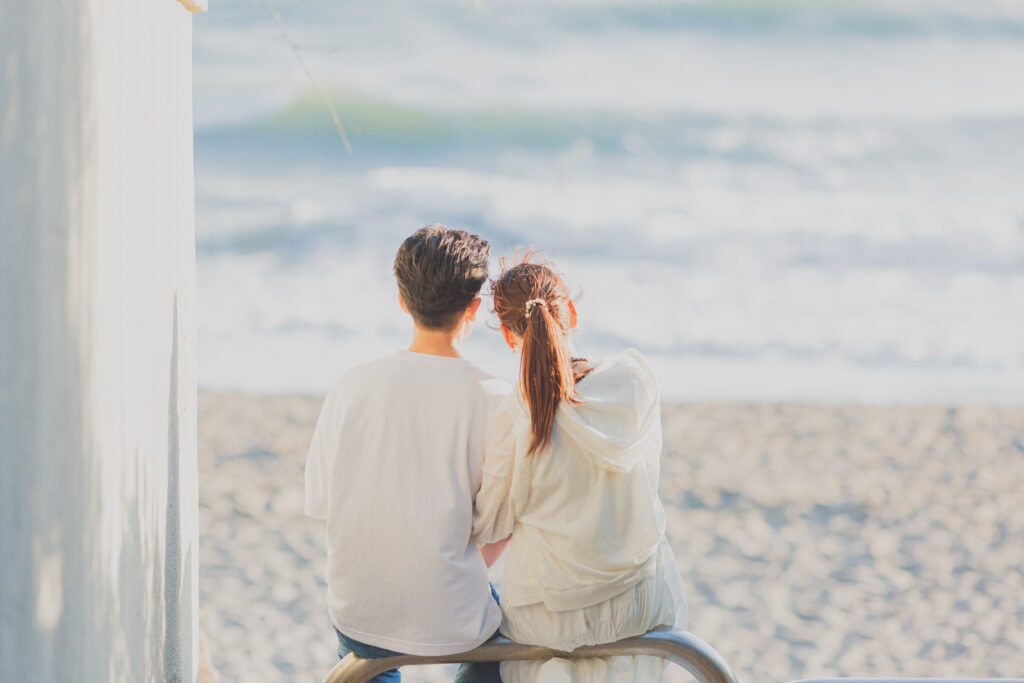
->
[[305, 350, 509, 656]]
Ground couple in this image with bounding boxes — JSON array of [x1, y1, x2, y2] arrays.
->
[[305, 225, 687, 683]]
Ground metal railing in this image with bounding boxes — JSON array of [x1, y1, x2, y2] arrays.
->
[[322, 629, 738, 683], [322, 629, 1024, 683], [793, 680, 1024, 683]]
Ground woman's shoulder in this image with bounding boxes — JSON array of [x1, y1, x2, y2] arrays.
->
[[610, 348, 653, 373], [583, 349, 657, 391], [494, 388, 523, 411], [489, 390, 530, 430]]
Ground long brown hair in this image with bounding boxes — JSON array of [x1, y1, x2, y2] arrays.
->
[[492, 251, 580, 455]]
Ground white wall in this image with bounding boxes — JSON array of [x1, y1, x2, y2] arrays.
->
[[0, 1, 199, 681]]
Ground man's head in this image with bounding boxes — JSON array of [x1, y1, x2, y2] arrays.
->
[[393, 224, 491, 331]]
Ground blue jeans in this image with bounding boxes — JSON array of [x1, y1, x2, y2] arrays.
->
[[334, 585, 502, 683]]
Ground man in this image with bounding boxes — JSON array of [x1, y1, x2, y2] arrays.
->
[[305, 225, 508, 682]]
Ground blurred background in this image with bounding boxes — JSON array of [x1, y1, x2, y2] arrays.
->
[[192, 2, 1024, 682], [194, 0, 1024, 403]]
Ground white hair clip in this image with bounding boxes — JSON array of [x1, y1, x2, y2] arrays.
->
[[525, 298, 548, 318]]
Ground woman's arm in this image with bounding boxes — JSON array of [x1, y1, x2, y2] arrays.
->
[[472, 401, 518, 547], [472, 458, 515, 547]]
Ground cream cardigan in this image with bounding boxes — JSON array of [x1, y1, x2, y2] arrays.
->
[[472, 349, 672, 611]]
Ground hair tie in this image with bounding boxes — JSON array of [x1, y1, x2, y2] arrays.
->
[[524, 298, 547, 318]]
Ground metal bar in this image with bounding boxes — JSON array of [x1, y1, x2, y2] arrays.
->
[[322, 629, 739, 683], [792, 680, 1024, 683]]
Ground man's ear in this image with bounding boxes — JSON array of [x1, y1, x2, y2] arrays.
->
[[568, 299, 578, 330], [464, 296, 483, 321], [398, 291, 409, 315]]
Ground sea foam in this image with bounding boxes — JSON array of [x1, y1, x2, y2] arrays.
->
[[194, 0, 1024, 402]]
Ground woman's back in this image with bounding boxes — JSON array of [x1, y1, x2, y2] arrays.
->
[[477, 254, 687, 681], [494, 349, 670, 611]]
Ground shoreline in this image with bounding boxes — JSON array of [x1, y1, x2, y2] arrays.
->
[[197, 388, 1024, 409]]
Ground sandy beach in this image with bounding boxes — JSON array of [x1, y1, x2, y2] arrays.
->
[[198, 393, 1024, 682]]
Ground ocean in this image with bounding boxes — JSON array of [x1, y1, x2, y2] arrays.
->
[[193, 0, 1024, 403]]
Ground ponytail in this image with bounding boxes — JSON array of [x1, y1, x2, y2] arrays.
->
[[491, 253, 580, 456], [520, 302, 578, 455]]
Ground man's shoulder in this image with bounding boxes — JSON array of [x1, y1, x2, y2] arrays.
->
[[326, 352, 510, 395], [322, 352, 404, 401]]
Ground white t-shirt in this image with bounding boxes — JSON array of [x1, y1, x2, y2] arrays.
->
[[305, 350, 510, 656]]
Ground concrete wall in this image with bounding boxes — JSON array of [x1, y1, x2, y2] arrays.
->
[[0, 1, 199, 681]]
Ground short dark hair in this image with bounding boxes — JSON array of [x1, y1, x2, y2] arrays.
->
[[393, 224, 491, 330]]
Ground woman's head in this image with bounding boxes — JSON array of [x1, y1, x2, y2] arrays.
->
[[492, 251, 579, 455]]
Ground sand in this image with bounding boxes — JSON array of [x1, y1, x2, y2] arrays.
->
[[198, 393, 1024, 682]]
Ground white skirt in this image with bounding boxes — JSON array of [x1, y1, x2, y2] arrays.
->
[[493, 537, 687, 683]]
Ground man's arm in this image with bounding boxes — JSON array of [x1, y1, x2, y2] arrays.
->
[[305, 392, 339, 520]]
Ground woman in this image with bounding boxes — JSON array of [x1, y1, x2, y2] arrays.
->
[[473, 253, 687, 682]]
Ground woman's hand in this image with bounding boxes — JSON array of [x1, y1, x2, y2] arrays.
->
[[478, 535, 512, 568]]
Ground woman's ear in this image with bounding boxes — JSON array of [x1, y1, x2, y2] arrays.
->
[[398, 291, 409, 314], [568, 300, 578, 330], [500, 324, 518, 351]]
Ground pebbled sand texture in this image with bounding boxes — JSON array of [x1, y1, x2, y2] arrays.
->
[[198, 393, 1024, 682]]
